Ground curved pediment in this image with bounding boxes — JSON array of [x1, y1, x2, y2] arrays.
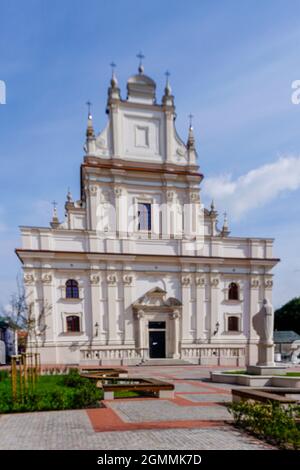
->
[[133, 287, 182, 309]]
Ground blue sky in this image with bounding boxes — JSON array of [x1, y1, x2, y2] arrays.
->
[[0, 0, 300, 309]]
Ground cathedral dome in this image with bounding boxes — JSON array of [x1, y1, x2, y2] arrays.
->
[[127, 71, 156, 104]]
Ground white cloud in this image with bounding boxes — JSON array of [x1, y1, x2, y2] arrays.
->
[[202, 156, 300, 219]]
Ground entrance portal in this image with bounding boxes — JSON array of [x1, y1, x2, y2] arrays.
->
[[149, 331, 166, 358]]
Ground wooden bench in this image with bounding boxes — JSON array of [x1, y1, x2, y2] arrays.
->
[[100, 377, 175, 400], [232, 388, 299, 404], [80, 368, 128, 379]]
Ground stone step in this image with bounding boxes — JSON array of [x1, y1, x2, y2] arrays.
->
[[138, 358, 192, 366]]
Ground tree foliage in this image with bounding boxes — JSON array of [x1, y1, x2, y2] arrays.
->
[[274, 297, 300, 334]]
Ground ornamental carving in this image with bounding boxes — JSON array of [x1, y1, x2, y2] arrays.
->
[[190, 192, 199, 202], [24, 273, 34, 285], [251, 279, 260, 288], [166, 190, 174, 202], [264, 280, 273, 289], [107, 274, 117, 286], [123, 274, 133, 285], [137, 309, 144, 319], [90, 274, 100, 285], [42, 273, 52, 284], [196, 277, 205, 287], [114, 187, 122, 197], [211, 278, 219, 287], [89, 185, 98, 196], [171, 310, 181, 319], [181, 276, 191, 286]]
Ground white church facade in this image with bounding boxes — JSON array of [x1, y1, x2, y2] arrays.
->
[[16, 62, 279, 366]]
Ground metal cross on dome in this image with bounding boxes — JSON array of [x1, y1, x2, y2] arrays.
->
[[137, 52, 145, 65], [188, 113, 194, 128]]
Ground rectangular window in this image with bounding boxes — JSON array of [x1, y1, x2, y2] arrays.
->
[[149, 321, 166, 329], [138, 202, 151, 231], [228, 316, 239, 332]]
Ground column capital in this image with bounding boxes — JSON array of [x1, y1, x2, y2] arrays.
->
[[181, 275, 191, 286], [90, 274, 100, 285], [196, 276, 205, 287], [107, 273, 117, 286], [123, 274, 133, 286]]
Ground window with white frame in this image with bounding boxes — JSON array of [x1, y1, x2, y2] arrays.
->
[[228, 282, 239, 301], [225, 314, 242, 333], [137, 202, 151, 231], [66, 315, 80, 332]]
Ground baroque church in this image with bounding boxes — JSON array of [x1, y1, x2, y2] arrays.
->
[[16, 60, 279, 366]]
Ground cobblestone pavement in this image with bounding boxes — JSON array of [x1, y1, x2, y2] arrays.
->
[[108, 399, 232, 422], [0, 365, 277, 450], [0, 410, 272, 450]]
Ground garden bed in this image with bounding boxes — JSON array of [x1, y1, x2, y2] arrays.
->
[[0, 369, 103, 413]]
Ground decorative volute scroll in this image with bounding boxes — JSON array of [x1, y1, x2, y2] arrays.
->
[[107, 274, 117, 286], [181, 275, 191, 286], [89, 185, 98, 196], [90, 274, 100, 285], [24, 273, 35, 285], [210, 278, 219, 287], [196, 277, 205, 287], [123, 274, 133, 285], [41, 273, 52, 284], [264, 279, 273, 289], [251, 278, 260, 288], [114, 187, 122, 198], [166, 190, 174, 202]]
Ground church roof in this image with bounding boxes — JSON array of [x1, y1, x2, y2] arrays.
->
[[127, 70, 156, 104], [274, 330, 300, 343]]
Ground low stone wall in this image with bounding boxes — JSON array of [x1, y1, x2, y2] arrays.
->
[[211, 371, 300, 387]]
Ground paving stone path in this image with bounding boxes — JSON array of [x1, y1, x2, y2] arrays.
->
[[0, 365, 274, 450]]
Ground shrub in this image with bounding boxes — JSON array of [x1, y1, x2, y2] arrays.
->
[[228, 401, 300, 449], [0, 370, 102, 413], [63, 369, 85, 387]]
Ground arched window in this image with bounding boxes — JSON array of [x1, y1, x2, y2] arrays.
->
[[66, 315, 80, 332], [228, 316, 239, 332], [66, 279, 79, 299], [228, 282, 239, 300], [138, 202, 151, 231]]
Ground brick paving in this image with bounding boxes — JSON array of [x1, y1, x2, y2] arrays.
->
[[0, 364, 277, 450], [0, 410, 272, 450], [108, 399, 232, 422]]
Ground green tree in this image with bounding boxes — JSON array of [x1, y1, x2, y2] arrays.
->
[[274, 297, 300, 334]]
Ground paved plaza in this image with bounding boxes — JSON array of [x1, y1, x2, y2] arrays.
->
[[0, 365, 274, 450]]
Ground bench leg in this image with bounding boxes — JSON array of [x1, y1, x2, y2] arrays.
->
[[104, 391, 114, 400], [159, 390, 174, 399]]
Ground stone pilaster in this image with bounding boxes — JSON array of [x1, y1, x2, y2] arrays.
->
[[41, 272, 54, 343], [209, 275, 220, 342], [107, 273, 118, 344], [195, 276, 205, 342], [248, 276, 260, 364], [172, 310, 180, 358], [181, 274, 192, 343], [89, 185, 98, 231], [90, 273, 103, 343], [123, 274, 135, 345]]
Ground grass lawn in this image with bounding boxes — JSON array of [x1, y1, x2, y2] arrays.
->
[[0, 370, 156, 413], [223, 370, 247, 375]]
